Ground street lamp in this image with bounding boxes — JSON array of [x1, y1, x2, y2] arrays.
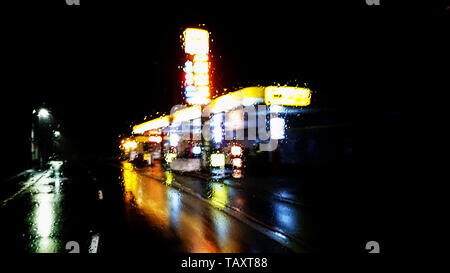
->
[[32, 107, 53, 168], [38, 108, 50, 119]]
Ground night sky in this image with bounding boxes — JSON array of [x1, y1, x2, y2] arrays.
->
[[0, 1, 445, 176]]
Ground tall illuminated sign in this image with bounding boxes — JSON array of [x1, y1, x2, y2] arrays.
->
[[183, 28, 210, 105]]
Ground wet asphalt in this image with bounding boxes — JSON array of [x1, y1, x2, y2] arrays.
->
[[0, 159, 308, 253]]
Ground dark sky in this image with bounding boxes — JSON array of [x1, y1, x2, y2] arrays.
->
[[0, 1, 446, 173]]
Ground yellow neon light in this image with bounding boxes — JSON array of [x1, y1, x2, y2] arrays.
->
[[172, 105, 202, 123], [193, 54, 208, 62], [211, 183, 228, 209], [265, 86, 311, 107], [187, 97, 211, 106], [193, 74, 209, 86], [197, 86, 210, 97], [148, 136, 162, 143], [135, 136, 150, 143], [122, 140, 137, 150], [165, 153, 177, 163], [133, 116, 170, 134], [184, 28, 209, 55], [165, 171, 173, 185], [207, 86, 265, 114], [193, 61, 209, 74]]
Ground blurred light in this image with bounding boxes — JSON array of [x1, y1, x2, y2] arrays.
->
[[270, 104, 285, 113], [123, 140, 137, 150], [211, 153, 225, 168], [49, 160, 63, 170], [270, 117, 286, 139], [185, 73, 194, 85], [225, 109, 244, 131], [193, 118, 202, 136], [186, 97, 210, 105], [211, 183, 228, 209], [193, 54, 208, 62], [183, 61, 193, 73], [184, 28, 209, 55], [168, 188, 181, 225], [232, 158, 242, 168], [130, 150, 137, 160], [172, 105, 202, 123], [34, 194, 54, 237], [213, 130, 223, 143], [184, 85, 196, 97], [192, 146, 201, 155], [206, 87, 265, 114], [196, 86, 210, 97], [169, 133, 180, 147], [165, 153, 177, 163], [38, 108, 50, 118], [212, 113, 223, 143], [165, 171, 173, 185], [148, 136, 162, 143], [265, 86, 311, 106], [212, 113, 222, 127], [53, 131, 61, 137], [193, 74, 209, 86], [133, 116, 170, 134], [210, 94, 235, 114], [135, 135, 151, 142], [273, 202, 298, 231], [232, 169, 243, 179], [193, 61, 209, 74], [231, 145, 242, 157]]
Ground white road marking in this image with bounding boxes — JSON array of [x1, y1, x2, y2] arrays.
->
[[0, 170, 49, 208]]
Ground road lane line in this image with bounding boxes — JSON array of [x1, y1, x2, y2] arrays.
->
[[0, 169, 49, 208]]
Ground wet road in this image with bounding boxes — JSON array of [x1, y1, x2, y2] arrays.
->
[[0, 160, 100, 253], [0, 159, 308, 253], [99, 161, 297, 253]]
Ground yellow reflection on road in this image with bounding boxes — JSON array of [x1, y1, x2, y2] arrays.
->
[[210, 208, 240, 252], [122, 162, 170, 232], [165, 171, 173, 185], [211, 183, 228, 209], [121, 162, 241, 253]]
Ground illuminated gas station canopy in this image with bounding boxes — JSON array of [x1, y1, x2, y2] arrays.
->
[[132, 116, 170, 135], [265, 86, 311, 107]]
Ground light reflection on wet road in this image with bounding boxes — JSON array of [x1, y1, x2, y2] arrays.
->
[[0, 160, 99, 254], [28, 161, 64, 253], [120, 162, 292, 253]]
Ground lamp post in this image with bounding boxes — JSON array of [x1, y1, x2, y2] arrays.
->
[[31, 107, 51, 169]]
